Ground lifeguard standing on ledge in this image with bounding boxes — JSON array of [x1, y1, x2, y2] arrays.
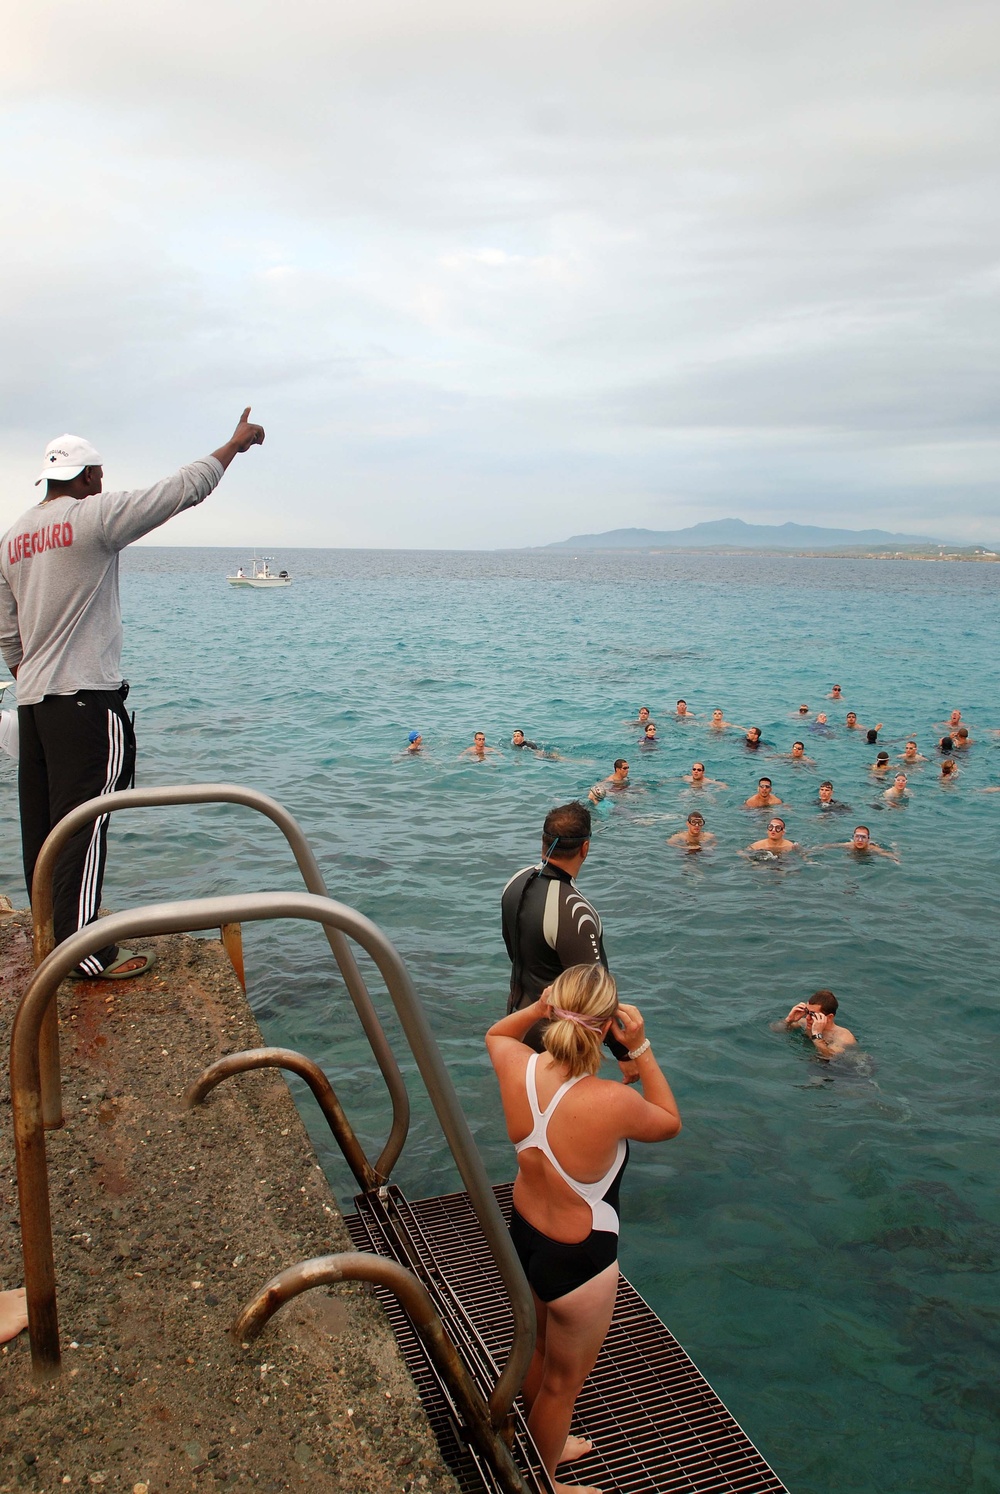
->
[[0, 408, 265, 978]]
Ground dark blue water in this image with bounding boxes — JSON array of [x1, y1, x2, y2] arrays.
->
[[3, 547, 998, 1492]]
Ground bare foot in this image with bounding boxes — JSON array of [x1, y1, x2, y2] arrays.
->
[[0, 1287, 28, 1343], [558, 1436, 594, 1465]]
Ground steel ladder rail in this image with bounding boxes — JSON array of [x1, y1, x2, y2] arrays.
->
[[27, 782, 409, 1180], [10, 889, 536, 1453]]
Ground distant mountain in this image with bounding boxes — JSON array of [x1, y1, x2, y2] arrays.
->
[[542, 518, 944, 551]]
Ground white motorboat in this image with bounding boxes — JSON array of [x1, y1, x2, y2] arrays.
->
[[227, 556, 292, 588]]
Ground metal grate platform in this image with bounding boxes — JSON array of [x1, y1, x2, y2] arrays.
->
[[345, 1183, 788, 1494]]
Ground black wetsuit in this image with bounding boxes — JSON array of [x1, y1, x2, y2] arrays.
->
[[500, 862, 629, 1061]]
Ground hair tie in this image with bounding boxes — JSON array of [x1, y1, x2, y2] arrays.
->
[[548, 1004, 608, 1033]]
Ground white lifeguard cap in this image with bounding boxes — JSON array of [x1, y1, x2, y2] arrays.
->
[[35, 434, 103, 486]]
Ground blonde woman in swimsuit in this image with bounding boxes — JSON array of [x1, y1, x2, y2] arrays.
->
[[486, 965, 681, 1494]]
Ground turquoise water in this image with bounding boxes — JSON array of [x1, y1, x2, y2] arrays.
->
[[3, 547, 998, 1492]]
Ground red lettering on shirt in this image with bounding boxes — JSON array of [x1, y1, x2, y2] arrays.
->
[[7, 521, 74, 565]]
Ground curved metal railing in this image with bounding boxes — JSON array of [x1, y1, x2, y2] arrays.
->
[[28, 783, 409, 1174], [10, 891, 535, 1437]]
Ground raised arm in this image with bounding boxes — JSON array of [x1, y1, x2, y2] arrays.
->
[[609, 1004, 682, 1141], [211, 407, 266, 470]]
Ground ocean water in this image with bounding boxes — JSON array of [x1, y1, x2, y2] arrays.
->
[[2, 546, 998, 1493]]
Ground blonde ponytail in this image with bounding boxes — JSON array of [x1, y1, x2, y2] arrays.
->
[[543, 964, 618, 1078]]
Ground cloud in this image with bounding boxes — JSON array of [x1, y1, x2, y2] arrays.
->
[[1, 0, 998, 545]]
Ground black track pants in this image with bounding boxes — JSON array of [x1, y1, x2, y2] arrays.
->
[[18, 690, 136, 974]]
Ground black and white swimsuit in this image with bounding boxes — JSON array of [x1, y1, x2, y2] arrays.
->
[[509, 1054, 629, 1302]]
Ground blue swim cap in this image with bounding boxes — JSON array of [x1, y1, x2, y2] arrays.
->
[[408, 730, 420, 743]]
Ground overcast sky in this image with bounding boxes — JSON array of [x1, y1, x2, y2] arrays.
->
[[2, 0, 998, 547]]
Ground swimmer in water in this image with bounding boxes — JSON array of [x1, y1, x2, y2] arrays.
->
[[745, 817, 797, 855], [629, 706, 654, 728], [827, 685, 844, 700], [899, 740, 926, 764], [668, 811, 715, 850], [953, 727, 973, 750], [865, 728, 879, 746], [640, 723, 659, 747], [744, 726, 763, 749], [684, 762, 728, 788], [589, 759, 630, 802], [937, 709, 963, 731], [938, 734, 955, 755], [709, 708, 742, 731], [883, 773, 909, 803], [406, 731, 423, 754], [780, 990, 856, 1058], [816, 825, 898, 860], [744, 777, 782, 810], [511, 729, 540, 750], [675, 699, 695, 719], [796, 704, 810, 716], [460, 731, 502, 760], [870, 750, 891, 777], [817, 781, 851, 812], [777, 741, 815, 765], [940, 759, 959, 781], [846, 711, 882, 733], [810, 712, 834, 735]]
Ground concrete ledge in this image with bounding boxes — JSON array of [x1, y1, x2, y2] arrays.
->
[[1, 911, 459, 1494]]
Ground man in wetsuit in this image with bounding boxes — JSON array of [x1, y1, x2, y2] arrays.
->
[[0, 409, 265, 978], [501, 800, 638, 1082]]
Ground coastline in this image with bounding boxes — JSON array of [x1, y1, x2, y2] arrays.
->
[[0, 906, 458, 1494]]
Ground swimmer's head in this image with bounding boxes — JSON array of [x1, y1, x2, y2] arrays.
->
[[637, 707, 650, 722], [831, 685, 842, 695], [852, 826, 871, 845], [712, 709, 723, 722], [543, 964, 618, 1078], [589, 784, 607, 803], [759, 778, 772, 792], [542, 801, 591, 860], [676, 699, 687, 710], [747, 727, 762, 743], [807, 989, 838, 1016], [949, 710, 961, 726], [792, 742, 805, 756], [956, 727, 969, 741], [866, 729, 879, 744], [408, 730, 420, 744], [644, 723, 657, 738], [893, 773, 907, 789], [687, 812, 705, 828], [816, 713, 828, 724], [767, 818, 785, 835], [511, 729, 525, 745], [819, 781, 834, 801], [940, 735, 954, 753], [876, 751, 889, 764], [691, 762, 705, 778], [473, 731, 486, 745], [614, 759, 629, 774], [798, 704, 809, 714], [846, 712, 858, 726], [941, 759, 957, 776]]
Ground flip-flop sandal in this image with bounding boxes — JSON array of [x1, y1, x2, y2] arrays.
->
[[68, 948, 156, 981]]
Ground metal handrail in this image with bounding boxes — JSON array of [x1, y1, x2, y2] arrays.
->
[[185, 1047, 381, 1193], [233, 1252, 533, 1494], [11, 891, 535, 1430], [28, 783, 409, 1175]]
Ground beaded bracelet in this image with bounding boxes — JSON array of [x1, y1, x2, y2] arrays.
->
[[628, 1039, 651, 1061]]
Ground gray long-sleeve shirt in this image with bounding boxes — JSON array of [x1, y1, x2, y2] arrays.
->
[[0, 457, 223, 705]]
